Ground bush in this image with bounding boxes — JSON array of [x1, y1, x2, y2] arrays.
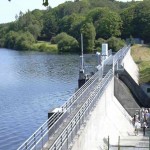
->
[[107, 37, 125, 52], [4, 31, 35, 50], [52, 32, 68, 44], [32, 42, 58, 53], [55, 32, 79, 53]]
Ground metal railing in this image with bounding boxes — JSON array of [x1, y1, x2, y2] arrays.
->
[[17, 67, 103, 150], [17, 45, 130, 150], [49, 69, 113, 150], [113, 45, 130, 66]]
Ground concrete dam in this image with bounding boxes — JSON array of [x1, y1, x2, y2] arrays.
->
[[17, 45, 150, 150]]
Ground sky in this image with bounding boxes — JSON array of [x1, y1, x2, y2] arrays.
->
[[0, 0, 73, 24], [0, 0, 135, 24]]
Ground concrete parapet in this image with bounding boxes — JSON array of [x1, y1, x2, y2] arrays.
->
[[122, 49, 139, 84], [71, 78, 134, 150]]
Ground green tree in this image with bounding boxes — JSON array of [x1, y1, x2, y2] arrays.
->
[[42, 12, 58, 40], [133, 1, 150, 42], [4, 31, 19, 49], [55, 32, 79, 53], [81, 22, 96, 53], [86, 8, 122, 39], [0, 25, 9, 47], [4, 31, 35, 50], [15, 32, 35, 50], [107, 36, 125, 52], [12, 10, 43, 39], [87, 0, 119, 11], [52, 1, 89, 20], [52, 32, 67, 44], [59, 13, 85, 41], [120, 5, 135, 38]]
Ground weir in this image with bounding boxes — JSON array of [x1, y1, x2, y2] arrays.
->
[[17, 45, 150, 150]]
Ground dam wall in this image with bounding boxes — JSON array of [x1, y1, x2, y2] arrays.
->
[[71, 78, 134, 150], [114, 76, 140, 116], [119, 48, 150, 107], [122, 48, 139, 84]]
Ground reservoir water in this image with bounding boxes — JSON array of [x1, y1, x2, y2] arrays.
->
[[0, 48, 80, 150]]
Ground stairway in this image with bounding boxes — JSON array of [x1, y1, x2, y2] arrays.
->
[[110, 129, 150, 150]]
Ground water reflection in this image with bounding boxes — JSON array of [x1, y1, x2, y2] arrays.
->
[[0, 48, 98, 150], [0, 49, 79, 150]]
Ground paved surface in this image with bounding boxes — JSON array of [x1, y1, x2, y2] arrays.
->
[[43, 79, 102, 149], [111, 129, 150, 150]]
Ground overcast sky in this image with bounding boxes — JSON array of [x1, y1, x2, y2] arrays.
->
[[0, 0, 132, 24]]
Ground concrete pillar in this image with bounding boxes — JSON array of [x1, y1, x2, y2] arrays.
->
[[48, 108, 63, 128]]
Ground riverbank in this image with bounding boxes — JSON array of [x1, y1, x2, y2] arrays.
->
[[31, 41, 58, 53], [131, 44, 150, 83]]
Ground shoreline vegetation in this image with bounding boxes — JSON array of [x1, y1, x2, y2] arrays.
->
[[0, 0, 150, 83], [32, 41, 58, 53], [0, 0, 150, 53], [131, 44, 150, 84]]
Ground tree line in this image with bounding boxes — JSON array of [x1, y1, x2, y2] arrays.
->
[[0, 0, 150, 53]]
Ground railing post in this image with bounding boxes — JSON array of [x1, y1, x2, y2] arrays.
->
[[41, 127, 43, 148], [79, 111, 81, 128], [108, 136, 109, 150], [82, 107, 84, 123], [60, 135, 63, 148], [34, 134, 36, 150], [25, 142, 28, 150], [66, 129, 68, 149], [71, 122, 73, 141], [118, 136, 120, 150], [54, 143, 57, 150], [149, 135, 150, 150]]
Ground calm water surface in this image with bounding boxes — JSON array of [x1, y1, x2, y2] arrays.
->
[[0, 48, 80, 150]]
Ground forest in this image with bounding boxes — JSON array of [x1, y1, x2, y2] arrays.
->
[[0, 0, 150, 53]]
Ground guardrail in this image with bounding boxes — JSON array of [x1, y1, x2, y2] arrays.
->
[[49, 69, 113, 150], [17, 66, 103, 150], [113, 45, 130, 66], [17, 45, 130, 150]]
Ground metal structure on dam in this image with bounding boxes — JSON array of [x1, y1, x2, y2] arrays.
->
[[17, 45, 132, 150]]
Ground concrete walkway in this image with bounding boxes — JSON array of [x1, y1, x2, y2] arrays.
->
[[110, 129, 150, 150]]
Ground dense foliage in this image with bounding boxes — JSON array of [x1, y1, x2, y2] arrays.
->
[[131, 44, 150, 83], [53, 32, 79, 53], [1, 0, 150, 53]]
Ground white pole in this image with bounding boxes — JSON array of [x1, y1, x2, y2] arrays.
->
[[81, 33, 84, 71]]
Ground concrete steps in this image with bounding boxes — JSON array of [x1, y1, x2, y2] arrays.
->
[[110, 130, 150, 150]]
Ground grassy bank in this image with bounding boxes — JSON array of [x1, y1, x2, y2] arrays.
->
[[32, 41, 58, 53], [131, 44, 150, 83]]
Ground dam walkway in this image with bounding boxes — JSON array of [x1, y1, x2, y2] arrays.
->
[[17, 45, 150, 150]]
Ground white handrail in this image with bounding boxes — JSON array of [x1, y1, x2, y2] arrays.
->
[[17, 45, 130, 150]]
